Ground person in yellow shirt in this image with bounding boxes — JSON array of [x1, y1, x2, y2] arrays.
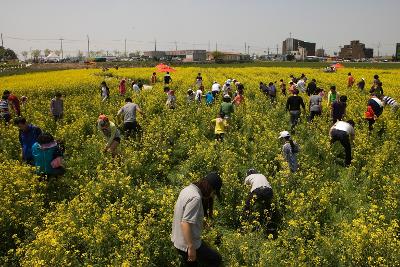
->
[[211, 113, 228, 142]]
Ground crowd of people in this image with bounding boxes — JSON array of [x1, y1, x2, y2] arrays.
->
[[1, 68, 399, 266]]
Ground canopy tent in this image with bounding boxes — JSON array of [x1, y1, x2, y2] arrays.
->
[[330, 63, 344, 69], [156, 64, 176, 72]]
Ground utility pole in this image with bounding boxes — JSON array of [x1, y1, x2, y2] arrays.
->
[[289, 32, 292, 39], [59, 38, 64, 59], [124, 38, 127, 57], [248, 45, 250, 55], [87, 35, 90, 58], [215, 42, 218, 52], [267, 47, 270, 55], [276, 44, 279, 55], [154, 39, 157, 52], [377, 42, 381, 58], [1, 33, 3, 47], [208, 40, 210, 51], [175, 41, 177, 51], [245, 42, 247, 54]]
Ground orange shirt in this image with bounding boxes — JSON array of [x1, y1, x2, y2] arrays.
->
[[233, 94, 244, 105]]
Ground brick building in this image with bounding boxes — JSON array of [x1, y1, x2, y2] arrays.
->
[[339, 40, 373, 60]]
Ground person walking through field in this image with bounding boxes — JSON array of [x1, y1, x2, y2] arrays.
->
[[232, 88, 244, 106], [331, 95, 347, 124], [117, 98, 144, 139], [195, 86, 203, 103], [279, 131, 300, 173], [166, 90, 177, 109], [364, 94, 384, 131], [50, 92, 64, 121], [211, 81, 221, 98], [164, 72, 172, 85], [119, 78, 127, 96], [205, 91, 214, 106], [267, 82, 277, 103], [14, 117, 42, 165], [370, 82, 384, 98], [327, 85, 339, 108], [330, 120, 355, 166], [286, 89, 305, 131], [195, 73, 203, 88], [97, 115, 121, 157], [32, 132, 65, 176], [278, 79, 287, 96], [357, 78, 365, 91], [101, 81, 110, 102], [211, 113, 228, 142], [243, 169, 273, 224], [171, 172, 223, 267], [382, 95, 399, 112], [308, 89, 323, 122], [347, 72, 355, 88], [0, 95, 11, 124], [306, 79, 317, 96], [220, 95, 234, 119], [3, 90, 21, 117], [151, 72, 157, 84]]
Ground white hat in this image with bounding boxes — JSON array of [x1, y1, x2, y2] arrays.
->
[[362, 78, 365, 80], [279, 131, 290, 139]]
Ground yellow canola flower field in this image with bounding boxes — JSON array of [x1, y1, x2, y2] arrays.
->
[[0, 66, 399, 266]]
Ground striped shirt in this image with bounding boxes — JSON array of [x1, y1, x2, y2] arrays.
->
[[382, 96, 397, 107], [0, 100, 9, 114]]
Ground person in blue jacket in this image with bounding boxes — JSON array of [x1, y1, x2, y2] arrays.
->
[[32, 132, 65, 176], [14, 117, 42, 165], [205, 91, 214, 105]]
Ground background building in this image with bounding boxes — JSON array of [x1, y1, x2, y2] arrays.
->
[[143, 50, 206, 61], [316, 48, 325, 57], [282, 38, 316, 56], [396, 43, 400, 61], [339, 40, 374, 60]]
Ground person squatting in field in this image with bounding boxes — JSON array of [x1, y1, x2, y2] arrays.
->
[[330, 120, 355, 166], [97, 114, 121, 157]]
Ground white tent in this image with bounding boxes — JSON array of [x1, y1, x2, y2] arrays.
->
[[46, 52, 60, 62]]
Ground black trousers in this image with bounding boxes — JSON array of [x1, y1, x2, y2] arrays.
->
[[177, 243, 222, 267], [367, 118, 375, 131], [308, 110, 321, 122], [124, 121, 140, 138], [244, 187, 273, 222], [331, 129, 352, 166]]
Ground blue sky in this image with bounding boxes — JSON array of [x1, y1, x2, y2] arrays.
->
[[1, 0, 399, 56]]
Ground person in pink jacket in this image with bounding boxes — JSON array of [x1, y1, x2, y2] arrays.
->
[[119, 78, 127, 96]]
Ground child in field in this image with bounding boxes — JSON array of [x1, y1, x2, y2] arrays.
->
[[32, 132, 65, 176], [151, 72, 157, 84], [211, 113, 228, 142], [279, 131, 300, 173], [187, 89, 194, 102], [3, 90, 21, 116], [166, 90, 177, 109], [0, 95, 11, 124], [279, 79, 287, 96], [50, 92, 64, 121], [101, 81, 110, 102]]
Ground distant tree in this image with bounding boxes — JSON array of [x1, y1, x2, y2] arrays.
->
[[0, 46, 18, 61], [54, 50, 61, 56], [21, 51, 28, 61], [44, 49, 51, 56], [31, 49, 41, 62], [286, 54, 295, 61], [211, 51, 224, 60], [129, 50, 141, 57]]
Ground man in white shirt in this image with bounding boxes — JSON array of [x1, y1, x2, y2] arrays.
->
[[195, 87, 203, 103], [243, 169, 273, 222], [211, 81, 221, 97], [296, 79, 306, 93], [329, 120, 355, 166]]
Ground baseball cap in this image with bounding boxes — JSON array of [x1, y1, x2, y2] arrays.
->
[[205, 172, 222, 198], [279, 131, 290, 139]]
